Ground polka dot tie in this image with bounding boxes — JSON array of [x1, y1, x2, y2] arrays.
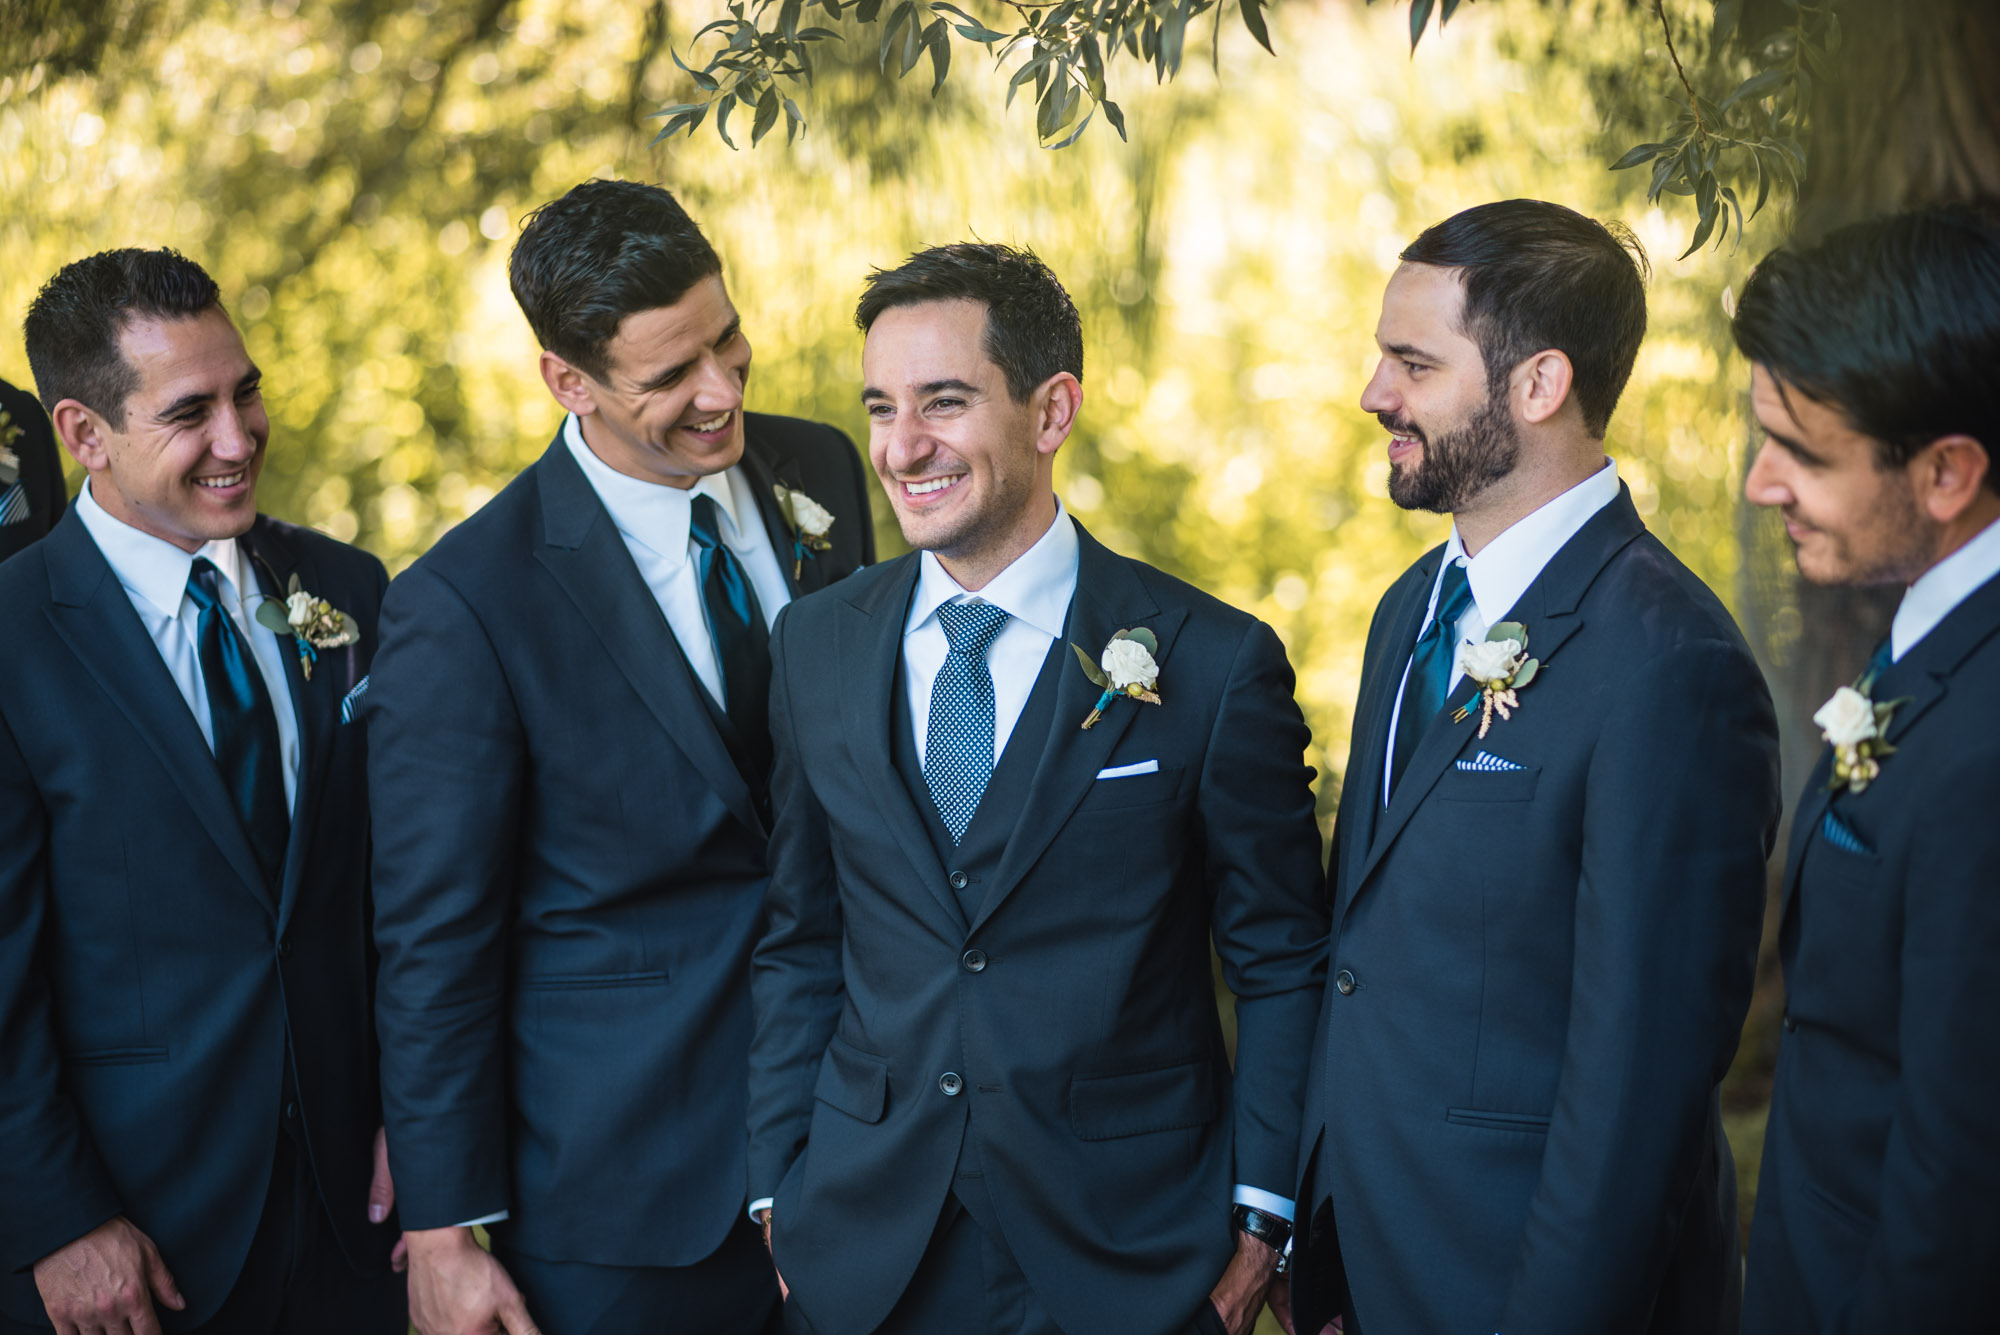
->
[[925, 599, 1013, 845]]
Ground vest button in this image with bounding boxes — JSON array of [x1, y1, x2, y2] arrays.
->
[[938, 1072, 964, 1096], [948, 870, 969, 891], [1334, 969, 1357, 996], [962, 949, 987, 974]]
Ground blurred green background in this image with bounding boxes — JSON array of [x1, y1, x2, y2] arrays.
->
[[2, 0, 1788, 1309]]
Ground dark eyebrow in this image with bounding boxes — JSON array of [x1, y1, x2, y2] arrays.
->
[[155, 366, 262, 423], [917, 379, 980, 398], [1381, 341, 1444, 363], [633, 318, 741, 393], [1761, 424, 1827, 467]]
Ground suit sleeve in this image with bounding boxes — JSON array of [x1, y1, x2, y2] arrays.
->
[[746, 605, 848, 1206], [1829, 744, 2000, 1331], [0, 705, 123, 1273], [367, 564, 523, 1228], [1497, 636, 1779, 1331], [1201, 619, 1330, 1199]]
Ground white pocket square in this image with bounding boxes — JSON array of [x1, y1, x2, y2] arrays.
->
[[1456, 750, 1524, 773], [339, 675, 371, 725], [1095, 759, 1160, 780]]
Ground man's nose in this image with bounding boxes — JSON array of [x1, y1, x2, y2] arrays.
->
[[1358, 360, 1396, 416]]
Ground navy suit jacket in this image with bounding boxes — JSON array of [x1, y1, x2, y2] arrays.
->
[[747, 525, 1329, 1335], [0, 509, 390, 1326], [367, 414, 872, 1264], [1293, 487, 1781, 1335], [1743, 567, 2000, 1333]]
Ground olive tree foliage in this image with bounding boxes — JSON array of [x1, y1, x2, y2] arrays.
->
[[654, 0, 1833, 250]]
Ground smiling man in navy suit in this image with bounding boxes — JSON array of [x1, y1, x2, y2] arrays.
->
[[1736, 207, 2000, 1333], [1286, 201, 1782, 1335], [0, 250, 402, 1334], [747, 244, 1329, 1335]]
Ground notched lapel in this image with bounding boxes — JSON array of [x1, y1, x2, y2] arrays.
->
[[737, 436, 808, 599], [1337, 554, 1438, 902], [243, 525, 333, 927]]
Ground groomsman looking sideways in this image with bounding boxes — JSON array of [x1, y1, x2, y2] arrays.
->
[[747, 244, 1329, 1335], [0, 250, 403, 1333], [1287, 201, 1782, 1335], [1736, 207, 2000, 1333], [367, 180, 873, 1335]]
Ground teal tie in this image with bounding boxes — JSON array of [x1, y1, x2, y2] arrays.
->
[[1389, 558, 1474, 802], [187, 559, 289, 889], [688, 493, 771, 775]]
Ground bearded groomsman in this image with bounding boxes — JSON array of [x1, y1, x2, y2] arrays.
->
[[368, 180, 873, 1335], [1286, 200, 1782, 1335], [0, 250, 403, 1333], [748, 243, 1328, 1335], [1736, 207, 2000, 1333]]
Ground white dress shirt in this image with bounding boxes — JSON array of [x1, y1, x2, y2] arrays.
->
[[75, 481, 301, 813], [1891, 514, 2000, 662], [564, 413, 792, 710], [1381, 460, 1622, 806]]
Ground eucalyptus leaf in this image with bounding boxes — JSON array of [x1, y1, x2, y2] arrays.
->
[[286, 573, 303, 595], [1240, 0, 1273, 56], [254, 601, 293, 635], [1071, 642, 1111, 687], [1511, 658, 1539, 688], [1487, 621, 1527, 646], [1101, 96, 1127, 140], [1609, 140, 1667, 171], [751, 85, 780, 144], [1121, 626, 1160, 655], [1409, 0, 1436, 51]]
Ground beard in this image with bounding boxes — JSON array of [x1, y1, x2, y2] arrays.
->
[[1384, 390, 1520, 514]]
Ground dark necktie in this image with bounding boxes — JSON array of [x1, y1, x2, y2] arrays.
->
[[1389, 557, 1475, 802], [688, 492, 771, 772], [1860, 637, 1893, 687], [186, 558, 289, 888], [925, 600, 1013, 844]]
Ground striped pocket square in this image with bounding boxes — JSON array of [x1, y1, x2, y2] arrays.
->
[[1820, 808, 1874, 857], [339, 675, 371, 725], [0, 482, 28, 526], [1456, 750, 1524, 773]]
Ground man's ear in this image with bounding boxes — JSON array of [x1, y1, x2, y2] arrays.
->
[[1033, 372, 1083, 458], [539, 351, 601, 417], [50, 400, 111, 472], [1913, 433, 1992, 524], [1514, 350, 1575, 428]]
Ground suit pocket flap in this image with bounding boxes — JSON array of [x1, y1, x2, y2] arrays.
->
[[68, 1046, 170, 1067], [1434, 766, 1541, 803], [1069, 1059, 1216, 1140], [814, 1039, 888, 1124]]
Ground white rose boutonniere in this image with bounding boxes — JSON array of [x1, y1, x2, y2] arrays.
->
[[1815, 669, 1910, 796], [1450, 621, 1541, 739], [1072, 628, 1163, 730], [254, 574, 360, 681], [0, 406, 22, 485], [772, 484, 835, 579]]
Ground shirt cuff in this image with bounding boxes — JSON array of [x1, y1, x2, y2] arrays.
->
[[453, 1210, 509, 1228], [748, 1197, 774, 1223], [1231, 1184, 1295, 1223]]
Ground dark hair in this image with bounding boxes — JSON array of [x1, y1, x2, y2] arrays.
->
[[1733, 205, 2000, 489], [509, 179, 723, 382], [23, 248, 223, 428], [1400, 199, 1649, 438], [855, 243, 1083, 402]]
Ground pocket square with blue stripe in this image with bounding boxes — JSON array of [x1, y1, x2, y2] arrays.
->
[[1456, 750, 1525, 773], [339, 674, 371, 725], [1820, 808, 1874, 857]]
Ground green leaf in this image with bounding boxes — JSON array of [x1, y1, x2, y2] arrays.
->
[[855, 0, 884, 21], [1101, 96, 1127, 140], [751, 85, 781, 143], [1409, 0, 1436, 51], [1045, 105, 1093, 150], [782, 95, 805, 141], [927, 20, 951, 94], [1161, 1, 1188, 78], [879, 0, 913, 68], [1679, 196, 1718, 260], [1510, 658, 1539, 688], [1720, 65, 1790, 110], [671, 44, 721, 92], [715, 90, 739, 149], [899, 14, 929, 77], [1240, 0, 1274, 55], [254, 600, 293, 635], [1487, 621, 1527, 646], [647, 101, 708, 120], [286, 573, 303, 596], [931, 3, 1002, 41], [1071, 642, 1111, 687], [1081, 31, 1106, 100], [1751, 147, 1771, 217], [1609, 140, 1668, 171], [1120, 626, 1160, 655]]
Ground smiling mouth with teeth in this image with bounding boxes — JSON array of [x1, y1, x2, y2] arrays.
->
[[683, 411, 733, 434], [194, 471, 246, 489], [905, 476, 962, 496]]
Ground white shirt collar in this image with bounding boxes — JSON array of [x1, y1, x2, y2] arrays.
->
[[564, 412, 743, 569], [905, 502, 1079, 640], [75, 479, 252, 617], [1892, 514, 2000, 662], [1444, 459, 1622, 624]]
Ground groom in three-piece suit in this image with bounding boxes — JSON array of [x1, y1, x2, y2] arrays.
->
[[0, 250, 403, 1333], [368, 181, 873, 1335], [1287, 201, 1781, 1335], [1736, 208, 2000, 1332], [748, 244, 1329, 1335]]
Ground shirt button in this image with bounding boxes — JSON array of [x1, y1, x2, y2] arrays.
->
[[1334, 969, 1357, 996], [962, 949, 987, 974], [948, 870, 969, 891], [938, 1072, 964, 1096]]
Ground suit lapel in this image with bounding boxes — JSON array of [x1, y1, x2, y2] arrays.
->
[[41, 512, 273, 915], [735, 434, 807, 600], [529, 438, 766, 838], [1334, 553, 1437, 907], [970, 528, 1183, 938], [835, 556, 964, 929]]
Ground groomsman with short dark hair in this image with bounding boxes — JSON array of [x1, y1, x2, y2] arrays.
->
[[1737, 206, 2000, 1333]]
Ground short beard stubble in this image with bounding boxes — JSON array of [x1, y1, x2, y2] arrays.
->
[[1385, 387, 1521, 515]]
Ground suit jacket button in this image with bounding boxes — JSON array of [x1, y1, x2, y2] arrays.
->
[[284, 1101, 298, 1120], [939, 1072, 964, 1096], [962, 949, 987, 974], [1782, 1013, 1797, 1033], [1334, 969, 1357, 996], [948, 870, 969, 891], [277, 937, 294, 960]]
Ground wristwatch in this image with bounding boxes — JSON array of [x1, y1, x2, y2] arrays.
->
[[1232, 1203, 1293, 1273]]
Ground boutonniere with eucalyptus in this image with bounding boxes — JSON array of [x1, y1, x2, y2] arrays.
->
[[1451, 621, 1541, 739], [254, 574, 360, 680], [0, 407, 23, 485], [1072, 628, 1162, 730], [772, 484, 835, 579], [1814, 667, 1910, 796]]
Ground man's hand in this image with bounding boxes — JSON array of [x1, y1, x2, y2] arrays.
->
[[369, 1127, 409, 1273], [1207, 1230, 1281, 1335], [33, 1216, 185, 1335], [405, 1225, 540, 1335], [757, 1209, 790, 1300], [1264, 1273, 1343, 1335]]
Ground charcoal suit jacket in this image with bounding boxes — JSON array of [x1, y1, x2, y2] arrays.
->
[[1743, 567, 2000, 1333], [0, 509, 390, 1326], [367, 413, 872, 1265], [1292, 487, 1782, 1335], [747, 524, 1329, 1335]]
